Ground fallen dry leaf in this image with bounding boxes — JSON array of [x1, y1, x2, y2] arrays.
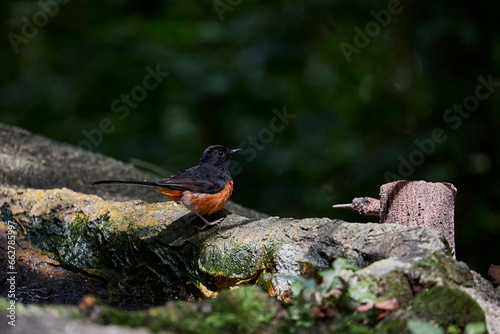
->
[[489, 264, 500, 284], [375, 298, 399, 311], [356, 303, 374, 312], [356, 298, 399, 320], [375, 298, 399, 320]]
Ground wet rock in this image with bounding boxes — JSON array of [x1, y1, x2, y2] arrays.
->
[[0, 227, 107, 306]]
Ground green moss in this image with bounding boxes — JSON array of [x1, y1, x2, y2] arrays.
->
[[0, 298, 9, 309], [45, 304, 83, 320], [417, 254, 474, 287], [94, 286, 275, 333], [378, 271, 413, 307], [98, 306, 151, 327], [199, 240, 282, 279], [23, 214, 111, 269], [0, 299, 81, 321], [20, 211, 146, 272], [409, 286, 485, 328]]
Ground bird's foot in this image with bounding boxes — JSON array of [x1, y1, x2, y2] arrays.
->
[[198, 217, 225, 231]]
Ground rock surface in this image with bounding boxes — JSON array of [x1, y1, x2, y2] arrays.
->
[[1, 186, 449, 302], [1, 186, 498, 332], [0, 123, 267, 219], [0, 123, 498, 333]]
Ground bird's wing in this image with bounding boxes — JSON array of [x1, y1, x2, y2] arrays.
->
[[155, 167, 224, 193]]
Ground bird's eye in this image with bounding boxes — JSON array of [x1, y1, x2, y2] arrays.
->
[[218, 151, 224, 157]]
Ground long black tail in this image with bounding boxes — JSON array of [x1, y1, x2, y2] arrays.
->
[[91, 180, 159, 187]]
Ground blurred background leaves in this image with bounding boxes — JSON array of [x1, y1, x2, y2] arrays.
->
[[1, 0, 499, 276]]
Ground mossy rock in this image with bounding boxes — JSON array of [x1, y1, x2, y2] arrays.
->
[[1, 186, 451, 305], [414, 253, 475, 288], [0, 186, 496, 332], [409, 286, 485, 328]]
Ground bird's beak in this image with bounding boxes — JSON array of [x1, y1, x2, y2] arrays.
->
[[230, 148, 243, 155]]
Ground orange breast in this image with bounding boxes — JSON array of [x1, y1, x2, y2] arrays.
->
[[181, 181, 234, 215]]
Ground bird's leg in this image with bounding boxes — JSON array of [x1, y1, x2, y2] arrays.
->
[[190, 209, 225, 230]]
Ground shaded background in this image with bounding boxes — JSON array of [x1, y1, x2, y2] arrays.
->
[[1, 0, 499, 277]]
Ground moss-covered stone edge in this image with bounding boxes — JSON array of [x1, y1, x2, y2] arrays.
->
[[0, 253, 488, 334]]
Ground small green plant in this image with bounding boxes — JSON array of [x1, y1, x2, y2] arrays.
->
[[278, 257, 403, 333], [407, 320, 445, 334], [405, 320, 487, 334], [464, 322, 487, 334]]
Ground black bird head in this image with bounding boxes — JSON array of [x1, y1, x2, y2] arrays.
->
[[199, 145, 241, 167]]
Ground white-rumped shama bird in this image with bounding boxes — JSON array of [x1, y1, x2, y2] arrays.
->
[[91, 145, 241, 230]]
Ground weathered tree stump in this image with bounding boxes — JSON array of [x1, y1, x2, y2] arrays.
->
[[380, 181, 456, 258], [333, 180, 457, 258]]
